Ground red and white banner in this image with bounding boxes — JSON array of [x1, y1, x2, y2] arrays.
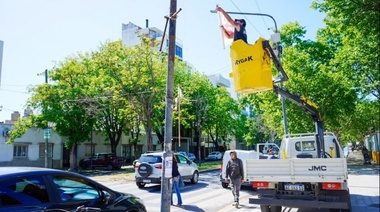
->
[[218, 11, 234, 48]]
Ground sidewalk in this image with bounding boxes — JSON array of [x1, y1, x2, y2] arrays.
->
[[346, 151, 380, 212], [346, 150, 380, 174]]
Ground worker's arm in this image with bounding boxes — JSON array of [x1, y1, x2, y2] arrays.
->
[[216, 6, 241, 32], [220, 26, 233, 39]]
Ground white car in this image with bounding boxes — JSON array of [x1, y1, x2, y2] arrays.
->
[[206, 151, 222, 160], [135, 152, 199, 188]]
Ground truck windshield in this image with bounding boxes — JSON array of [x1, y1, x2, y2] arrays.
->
[[295, 141, 316, 151]]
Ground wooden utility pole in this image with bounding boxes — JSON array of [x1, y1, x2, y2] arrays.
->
[[161, 0, 181, 211]]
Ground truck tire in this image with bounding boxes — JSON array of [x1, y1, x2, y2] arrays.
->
[[136, 182, 146, 189], [270, 206, 282, 212], [330, 194, 352, 212], [260, 205, 282, 212], [260, 205, 270, 212]]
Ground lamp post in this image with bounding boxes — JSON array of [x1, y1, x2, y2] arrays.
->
[[210, 9, 289, 136]]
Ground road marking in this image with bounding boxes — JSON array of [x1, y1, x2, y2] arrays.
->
[[216, 195, 250, 212]]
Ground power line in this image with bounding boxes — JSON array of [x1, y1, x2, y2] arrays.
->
[[0, 88, 29, 94], [254, 0, 272, 37], [229, 0, 263, 37]]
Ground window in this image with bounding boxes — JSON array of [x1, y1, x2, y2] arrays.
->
[[52, 176, 100, 202], [39, 143, 53, 157], [13, 145, 28, 158], [0, 176, 49, 206], [176, 154, 188, 164], [175, 45, 182, 58], [295, 141, 316, 151]]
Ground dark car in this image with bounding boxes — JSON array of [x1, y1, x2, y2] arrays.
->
[[0, 167, 146, 212], [79, 153, 125, 170]]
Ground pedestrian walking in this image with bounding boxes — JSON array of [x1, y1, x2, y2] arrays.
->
[[225, 150, 244, 208], [171, 154, 183, 207]]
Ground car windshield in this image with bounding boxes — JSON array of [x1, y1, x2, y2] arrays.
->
[[139, 155, 162, 164]]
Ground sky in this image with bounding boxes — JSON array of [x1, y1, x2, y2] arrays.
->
[[0, 0, 325, 122]]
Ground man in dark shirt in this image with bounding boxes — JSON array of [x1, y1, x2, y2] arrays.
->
[[267, 148, 279, 159], [216, 6, 248, 43], [225, 150, 244, 208]]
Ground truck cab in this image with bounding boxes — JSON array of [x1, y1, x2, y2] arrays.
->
[[280, 132, 344, 159]]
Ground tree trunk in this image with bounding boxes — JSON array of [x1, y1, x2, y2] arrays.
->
[[68, 142, 78, 171]]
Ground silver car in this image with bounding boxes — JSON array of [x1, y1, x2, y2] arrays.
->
[[206, 151, 222, 160], [135, 152, 199, 188]]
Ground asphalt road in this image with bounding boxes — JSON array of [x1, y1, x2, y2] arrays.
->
[[99, 151, 379, 212]]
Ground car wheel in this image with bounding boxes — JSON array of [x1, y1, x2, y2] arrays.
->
[[221, 182, 229, 188], [136, 182, 146, 188], [191, 171, 199, 184], [80, 163, 88, 170], [106, 164, 113, 171], [138, 163, 153, 178]]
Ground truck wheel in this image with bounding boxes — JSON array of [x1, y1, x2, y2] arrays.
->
[[260, 205, 270, 212], [136, 182, 146, 189], [270, 206, 282, 212], [221, 182, 229, 188], [106, 164, 113, 171]]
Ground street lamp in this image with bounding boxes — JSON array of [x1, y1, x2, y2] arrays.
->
[[210, 9, 289, 136]]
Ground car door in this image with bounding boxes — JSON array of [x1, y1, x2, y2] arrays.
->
[[175, 154, 192, 177], [0, 175, 51, 212], [47, 174, 107, 210]]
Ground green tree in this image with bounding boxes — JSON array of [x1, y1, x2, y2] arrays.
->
[[28, 54, 96, 171]]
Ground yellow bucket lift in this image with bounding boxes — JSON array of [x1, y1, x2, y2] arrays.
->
[[229, 37, 273, 94]]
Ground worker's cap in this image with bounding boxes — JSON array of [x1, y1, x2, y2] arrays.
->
[[234, 19, 246, 27]]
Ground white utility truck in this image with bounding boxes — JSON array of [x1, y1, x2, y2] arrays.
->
[[228, 39, 351, 211], [247, 133, 350, 212]]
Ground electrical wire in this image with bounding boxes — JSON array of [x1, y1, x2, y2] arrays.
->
[[229, 0, 263, 37], [254, 0, 272, 37]]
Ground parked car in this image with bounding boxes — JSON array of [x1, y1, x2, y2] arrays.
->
[[135, 152, 199, 188], [0, 167, 146, 212], [79, 152, 125, 170], [187, 153, 196, 161], [206, 151, 223, 160], [133, 159, 139, 166], [177, 151, 196, 161], [177, 151, 188, 157]]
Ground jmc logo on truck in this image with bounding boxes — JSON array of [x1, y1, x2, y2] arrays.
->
[[308, 165, 327, 171]]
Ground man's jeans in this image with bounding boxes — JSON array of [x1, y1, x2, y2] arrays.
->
[[231, 176, 242, 202]]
